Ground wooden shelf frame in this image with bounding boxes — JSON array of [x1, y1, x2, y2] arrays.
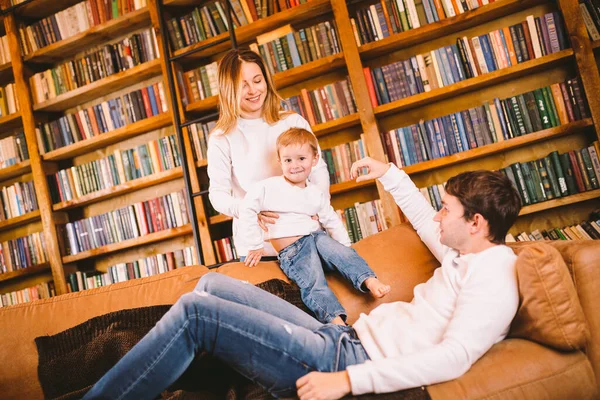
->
[[23, 8, 152, 65], [519, 188, 600, 216], [209, 214, 232, 225], [313, 113, 361, 137], [32, 59, 163, 112], [42, 112, 172, 161], [374, 49, 574, 118], [0, 112, 22, 132], [0, 62, 13, 86], [0, 160, 31, 182], [0, 210, 41, 232], [171, 0, 333, 62], [0, 263, 51, 284], [359, 0, 548, 60], [62, 224, 193, 264], [14, 0, 81, 18], [53, 167, 184, 211]]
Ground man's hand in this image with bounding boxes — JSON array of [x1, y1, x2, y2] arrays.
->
[[296, 371, 352, 400], [350, 157, 391, 182], [258, 211, 279, 232], [244, 248, 264, 267]]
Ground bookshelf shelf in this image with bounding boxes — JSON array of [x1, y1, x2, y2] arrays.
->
[[172, 0, 332, 62], [592, 41, 600, 50], [32, 59, 163, 112], [519, 188, 600, 216], [14, 0, 80, 18], [23, 8, 152, 65], [0, 112, 22, 132], [210, 214, 232, 224], [313, 113, 361, 137], [330, 178, 375, 194], [402, 119, 593, 175], [0, 263, 51, 284], [374, 49, 574, 118], [42, 112, 172, 161], [53, 167, 184, 211], [62, 224, 193, 264], [273, 53, 346, 89], [197, 159, 208, 168], [186, 95, 218, 114], [0, 62, 13, 86], [0, 160, 31, 182], [0, 210, 41, 232], [358, 0, 546, 60]]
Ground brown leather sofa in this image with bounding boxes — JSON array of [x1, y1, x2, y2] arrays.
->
[[0, 224, 599, 399]]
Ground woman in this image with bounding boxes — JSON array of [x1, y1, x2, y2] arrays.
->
[[207, 48, 330, 259]]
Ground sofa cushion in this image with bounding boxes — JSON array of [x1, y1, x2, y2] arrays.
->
[[508, 243, 589, 351]]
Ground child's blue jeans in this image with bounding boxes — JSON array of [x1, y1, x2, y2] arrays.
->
[[277, 230, 377, 323], [83, 273, 370, 399]]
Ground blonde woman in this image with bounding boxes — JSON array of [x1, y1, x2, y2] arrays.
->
[[207, 48, 330, 260]]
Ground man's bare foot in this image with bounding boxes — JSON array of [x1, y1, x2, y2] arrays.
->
[[364, 277, 391, 298], [331, 316, 346, 326]]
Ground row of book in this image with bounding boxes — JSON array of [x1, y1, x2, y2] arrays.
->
[[580, 0, 600, 41], [0, 132, 28, 169], [214, 236, 237, 263], [0, 181, 38, 221], [337, 199, 388, 244], [381, 79, 589, 168], [364, 12, 567, 107], [18, 0, 148, 55], [285, 78, 357, 126], [255, 21, 341, 75], [322, 135, 368, 184], [502, 145, 600, 207], [37, 82, 168, 153], [47, 134, 182, 203], [178, 61, 218, 106], [167, 2, 233, 50], [0, 83, 19, 117], [351, 0, 497, 45], [62, 190, 190, 255], [0, 231, 47, 274], [0, 281, 56, 308], [0, 36, 11, 64], [188, 120, 215, 162], [30, 28, 159, 103], [66, 246, 196, 292], [507, 211, 600, 242], [241, 0, 308, 22]]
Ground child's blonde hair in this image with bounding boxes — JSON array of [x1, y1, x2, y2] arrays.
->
[[276, 127, 319, 157]]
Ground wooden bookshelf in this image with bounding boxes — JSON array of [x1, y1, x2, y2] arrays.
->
[[14, 0, 80, 18], [359, 0, 547, 60], [62, 224, 193, 264], [197, 159, 208, 168], [42, 113, 172, 161], [172, 0, 332, 62], [53, 167, 184, 211], [374, 49, 574, 118], [402, 119, 594, 175], [186, 95, 218, 114], [273, 53, 346, 89], [519, 189, 600, 216], [0, 210, 41, 232], [0, 112, 22, 132], [0, 62, 12, 85], [0, 160, 31, 182], [23, 8, 151, 65], [210, 214, 232, 224], [331, 178, 376, 195], [313, 113, 361, 137], [32, 59, 162, 112], [0, 263, 51, 284]]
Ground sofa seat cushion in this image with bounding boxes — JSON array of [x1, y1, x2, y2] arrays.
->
[[509, 243, 590, 351], [428, 338, 598, 400]]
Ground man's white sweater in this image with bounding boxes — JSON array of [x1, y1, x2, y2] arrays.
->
[[347, 165, 519, 395]]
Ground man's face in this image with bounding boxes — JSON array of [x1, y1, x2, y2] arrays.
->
[[433, 194, 472, 251], [278, 143, 318, 187]]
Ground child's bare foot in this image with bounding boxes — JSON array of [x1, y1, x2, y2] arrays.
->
[[331, 316, 346, 326], [364, 277, 391, 298]]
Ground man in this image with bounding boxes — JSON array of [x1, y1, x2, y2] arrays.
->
[[84, 158, 522, 400]]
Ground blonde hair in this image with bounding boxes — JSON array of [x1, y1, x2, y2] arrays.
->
[[276, 127, 319, 157], [213, 49, 289, 135]]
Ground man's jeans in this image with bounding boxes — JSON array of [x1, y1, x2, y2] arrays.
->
[[83, 273, 370, 400], [278, 230, 376, 323]]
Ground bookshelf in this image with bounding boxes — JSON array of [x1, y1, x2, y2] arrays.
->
[[0, 0, 598, 304]]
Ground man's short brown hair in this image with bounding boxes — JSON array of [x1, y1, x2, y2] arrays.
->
[[445, 170, 521, 244], [276, 127, 319, 157]]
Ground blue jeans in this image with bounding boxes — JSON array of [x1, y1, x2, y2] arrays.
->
[[277, 230, 376, 323], [83, 273, 370, 400]]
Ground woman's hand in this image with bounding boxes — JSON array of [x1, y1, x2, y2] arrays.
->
[[296, 371, 352, 400], [245, 248, 264, 267], [350, 157, 391, 182], [258, 211, 279, 232]]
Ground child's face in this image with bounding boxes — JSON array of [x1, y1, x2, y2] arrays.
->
[[278, 143, 318, 187]]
